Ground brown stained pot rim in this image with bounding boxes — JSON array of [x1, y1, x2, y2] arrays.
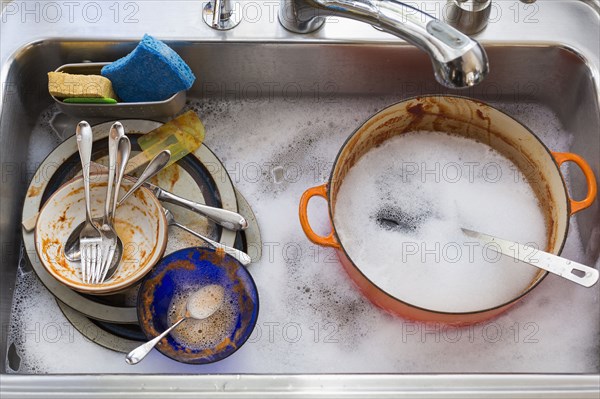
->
[[324, 94, 572, 317]]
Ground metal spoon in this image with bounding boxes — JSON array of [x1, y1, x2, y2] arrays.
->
[[125, 284, 225, 365], [117, 149, 171, 206], [99, 135, 131, 282], [164, 208, 252, 266], [64, 149, 170, 263], [93, 123, 124, 284], [64, 127, 125, 266]]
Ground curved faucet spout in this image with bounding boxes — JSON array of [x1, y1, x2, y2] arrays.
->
[[279, 0, 489, 88]]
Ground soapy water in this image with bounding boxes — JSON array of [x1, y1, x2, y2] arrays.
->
[[7, 97, 598, 373], [167, 285, 237, 351], [333, 131, 546, 312]]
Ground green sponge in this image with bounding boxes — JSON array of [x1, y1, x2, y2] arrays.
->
[[63, 97, 118, 104]]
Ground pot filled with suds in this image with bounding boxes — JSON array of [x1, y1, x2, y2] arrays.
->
[[299, 95, 597, 324]]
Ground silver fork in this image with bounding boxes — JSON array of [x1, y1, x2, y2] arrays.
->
[[94, 122, 124, 284], [76, 121, 103, 284]]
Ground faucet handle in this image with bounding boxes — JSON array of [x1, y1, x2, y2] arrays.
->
[[444, 0, 491, 35], [203, 0, 241, 30]]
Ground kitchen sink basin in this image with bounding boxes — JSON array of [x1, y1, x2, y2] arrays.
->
[[0, 0, 599, 397]]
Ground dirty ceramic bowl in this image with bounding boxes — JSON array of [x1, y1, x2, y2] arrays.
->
[[34, 174, 168, 294], [137, 247, 259, 364]]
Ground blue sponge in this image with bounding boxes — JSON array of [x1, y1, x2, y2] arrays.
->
[[101, 34, 196, 102]]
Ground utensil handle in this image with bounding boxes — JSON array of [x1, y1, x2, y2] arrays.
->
[[174, 222, 252, 265], [124, 151, 151, 175], [104, 123, 122, 221], [76, 121, 94, 220], [159, 190, 248, 231], [118, 150, 171, 206], [112, 136, 131, 219], [299, 184, 340, 249], [125, 317, 187, 365], [552, 152, 598, 215], [486, 237, 599, 288]]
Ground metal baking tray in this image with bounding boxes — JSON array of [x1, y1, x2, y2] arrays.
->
[[51, 63, 186, 119]]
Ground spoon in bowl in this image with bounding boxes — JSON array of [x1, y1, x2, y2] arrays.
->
[[63, 124, 125, 273], [98, 136, 130, 282], [125, 284, 225, 365]]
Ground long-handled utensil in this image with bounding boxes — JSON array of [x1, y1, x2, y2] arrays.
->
[[28, 162, 248, 235], [164, 208, 252, 266], [125, 284, 224, 365], [99, 134, 131, 283], [118, 150, 171, 206], [462, 228, 599, 288], [75, 121, 103, 284], [148, 183, 248, 231], [93, 123, 123, 284], [124, 110, 205, 174]]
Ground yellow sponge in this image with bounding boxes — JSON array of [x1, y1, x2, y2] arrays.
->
[[48, 72, 117, 99]]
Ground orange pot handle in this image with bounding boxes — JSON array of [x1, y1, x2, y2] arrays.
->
[[552, 152, 598, 215], [299, 184, 340, 248]]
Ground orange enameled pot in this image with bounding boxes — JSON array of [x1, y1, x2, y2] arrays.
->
[[299, 95, 597, 325]]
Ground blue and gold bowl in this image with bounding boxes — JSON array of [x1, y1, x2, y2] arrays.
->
[[137, 247, 259, 364]]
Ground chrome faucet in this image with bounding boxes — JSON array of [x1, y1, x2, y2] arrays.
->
[[278, 0, 489, 88], [203, 0, 241, 30]]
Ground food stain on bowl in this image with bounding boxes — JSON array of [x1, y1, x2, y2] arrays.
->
[[137, 247, 259, 364], [34, 174, 168, 294]]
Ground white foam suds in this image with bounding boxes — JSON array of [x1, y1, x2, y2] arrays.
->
[[186, 284, 225, 320], [167, 285, 236, 350], [333, 132, 546, 312], [7, 98, 598, 374]]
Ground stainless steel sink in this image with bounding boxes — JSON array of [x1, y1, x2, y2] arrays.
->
[[1, 0, 599, 397]]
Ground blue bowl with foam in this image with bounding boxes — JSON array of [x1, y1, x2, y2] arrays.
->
[[137, 247, 259, 364]]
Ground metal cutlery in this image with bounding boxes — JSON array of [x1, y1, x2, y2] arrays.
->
[[126, 284, 224, 365], [150, 184, 248, 231], [462, 228, 599, 288], [64, 149, 170, 263], [99, 135, 131, 282], [164, 208, 252, 266], [92, 123, 121, 284], [118, 150, 172, 206], [75, 121, 103, 284], [25, 165, 249, 234]]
